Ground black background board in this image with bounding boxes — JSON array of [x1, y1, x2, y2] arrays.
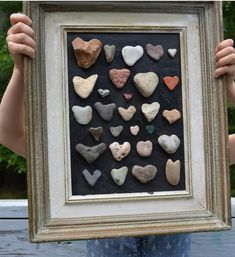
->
[[67, 32, 185, 195]]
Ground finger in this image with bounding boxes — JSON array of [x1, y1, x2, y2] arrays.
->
[[214, 64, 235, 78], [10, 13, 32, 26], [215, 46, 235, 62], [7, 22, 35, 39], [215, 53, 235, 68], [216, 39, 234, 53], [7, 41, 35, 59], [6, 33, 36, 50]]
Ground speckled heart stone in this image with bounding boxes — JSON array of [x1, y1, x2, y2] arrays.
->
[[109, 68, 130, 89], [163, 76, 179, 91], [141, 102, 160, 122], [146, 44, 164, 61], [104, 44, 116, 63], [109, 142, 131, 161], [72, 105, 92, 125], [111, 166, 128, 186], [89, 126, 103, 141], [72, 37, 102, 69], [98, 88, 110, 98], [118, 106, 136, 121], [132, 165, 157, 183], [136, 140, 153, 157], [166, 159, 180, 186], [130, 125, 139, 136], [122, 45, 144, 66], [73, 74, 98, 99], [158, 135, 180, 154], [168, 48, 177, 58], [94, 102, 116, 121], [75, 143, 106, 163], [110, 126, 123, 137], [163, 109, 181, 124], [134, 72, 159, 97], [82, 169, 102, 187]]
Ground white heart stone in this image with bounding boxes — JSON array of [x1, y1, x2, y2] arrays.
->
[[133, 72, 159, 97], [111, 166, 128, 186], [98, 88, 110, 98], [168, 48, 177, 58], [130, 125, 139, 136], [118, 106, 136, 121], [122, 45, 144, 66], [73, 74, 98, 99], [109, 142, 131, 161], [72, 105, 92, 125], [158, 135, 180, 154], [141, 102, 160, 122]]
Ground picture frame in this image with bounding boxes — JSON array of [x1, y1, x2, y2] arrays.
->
[[24, 1, 231, 242]]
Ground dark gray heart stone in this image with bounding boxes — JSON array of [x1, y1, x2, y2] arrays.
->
[[75, 143, 106, 163], [110, 126, 123, 137], [104, 44, 116, 63], [82, 169, 102, 187], [94, 102, 116, 121], [89, 126, 103, 141]]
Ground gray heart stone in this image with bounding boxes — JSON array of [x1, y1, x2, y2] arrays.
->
[[98, 88, 110, 98], [94, 102, 116, 121], [75, 143, 106, 163], [146, 44, 164, 61], [158, 135, 180, 154], [104, 44, 116, 63], [89, 126, 103, 141], [111, 166, 128, 186], [82, 169, 102, 187], [132, 165, 157, 183], [110, 126, 123, 137], [72, 105, 92, 125]]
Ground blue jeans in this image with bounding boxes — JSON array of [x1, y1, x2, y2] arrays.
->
[[87, 234, 191, 257]]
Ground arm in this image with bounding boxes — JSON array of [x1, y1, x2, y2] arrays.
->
[[0, 13, 35, 157]]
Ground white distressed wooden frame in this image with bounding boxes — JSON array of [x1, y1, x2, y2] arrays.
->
[[24, 1, 230, 242]]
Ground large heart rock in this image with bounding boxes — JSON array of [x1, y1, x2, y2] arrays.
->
[[109, 68, 130, 89], [73, 74, 98, 99], [163, 109, 181, 124], [158, 135, 180, 154], [118, 106, 136, 121], [134, 72, 159, 97], [132, 165, 157, 183], [94, 102, 116, 121], [163, 76, 179, 91], [104, 44, 116, 63], [111, 166, 128, 186], [146, 44, 164, 61], [141, 102, 160, 122], [122, 45, 144, 66], [82, 169, 102, 187], [109, 142, 131, 161], [75, 143, 106, 163], [72, 105, 92, 125], [72, 37, 102, 69], [166, 159, 180, 186], [136, 140, 153, 157]]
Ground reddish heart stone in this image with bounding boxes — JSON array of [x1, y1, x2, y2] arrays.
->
[[163, 76, 179, 91], [123, 93, 133, 102], [109, 68, 130, 89]]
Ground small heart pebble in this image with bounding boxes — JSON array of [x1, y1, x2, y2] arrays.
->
[[145, 125, 155, 134], [122, 45, 144, 66], [72, 37, 102, 69], [98, 88, 110, 98], [134, 72, 159, 97], [109, 68, 130, 89], [94, 102, 116, 121], [132, 165, 157, 183], [146, 44, 164, 61], [163, 109, 181, 124], [118, 106, 136, 121], [72, 105, 92, 125], [158, 135, 180, 154], [109, 142, 131, 161], [110, 126, 123, 137], [141, 102, 160, 122], [104, 44, 116, 63], [168, 48, 177, 58], [73, 74, 98, 99], [166, 159, 180, 186], [130, 125, 139, 136], [89, 126, 103, 141], [111, 166, 128, 186], [163, 76, 179, 91], [136, 140, 153, 157], [82, 169, 102, 187], [76, 143, 106, 163], [123, 93, 133, 102]]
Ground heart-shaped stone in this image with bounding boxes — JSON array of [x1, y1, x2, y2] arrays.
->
[[72, 105, 92, 125], [163, 109, 181, 124], [89, 126, 103, 141], [146, 44, 164, 61], [136, 140, 153, 157], [166, 159, 180, 186], [118, 106, 136, 121], [132, 165, 157, 183], [82, 169, 102, 187], [73, 74, 98, 99], [163, 76, 179, 91], [158, 135, 180, 154], [76, 143, 106, 163], [123, 93, 133, 102], [168, 48, 177, 58], [109, 68, 130, 89], [130, 125, 139, 136], [145, 125, 155, 134], [110, 126, 123, 137], [141, 102, 160, 122], [134, 72, 159, 97], [98, 88, 110, 98], [111, 166, 128, 186], [72, 37, 102, 69], [104, 44, 116, 63], [122, 45, 144, 66], [109, 142, 131, 161], [94, 102, 116, 121]]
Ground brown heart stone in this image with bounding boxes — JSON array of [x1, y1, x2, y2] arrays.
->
[[163, 109, 181, 124], [163, 76, 179, 91], [109, 68, 130, 89], [146, 44, 164, 61], [166, 159, 180, 186], [132, 165, 157, 183], [72, 37, 102, 69]]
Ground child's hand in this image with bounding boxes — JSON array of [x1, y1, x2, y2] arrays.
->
[[6, 13, 36, 71]]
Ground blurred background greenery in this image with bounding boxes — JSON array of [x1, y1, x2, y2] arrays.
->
[[0, 1, 235, 198]]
